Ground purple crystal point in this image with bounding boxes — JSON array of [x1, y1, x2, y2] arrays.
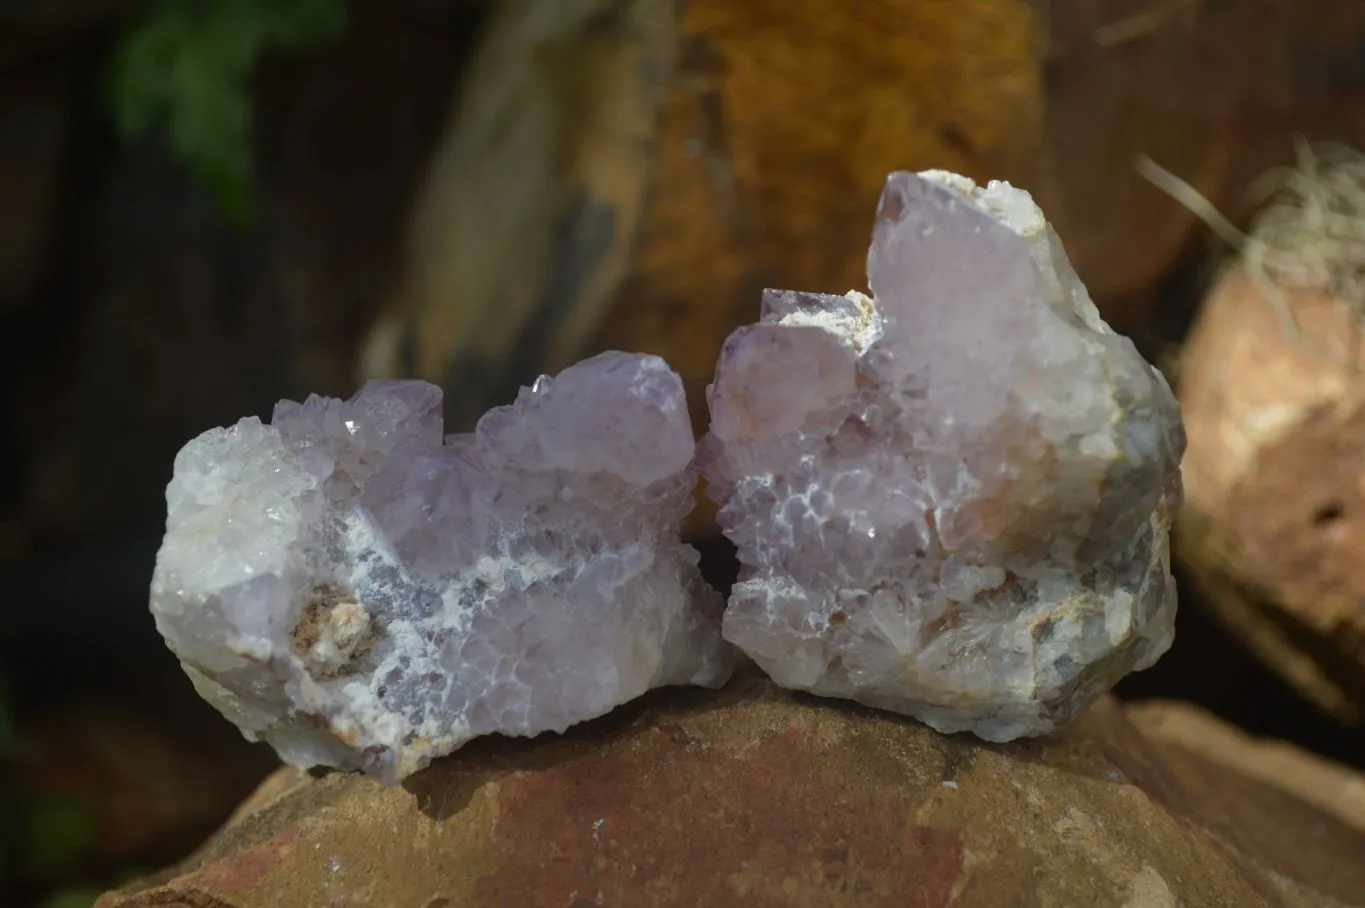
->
[[151, 352, 731, 784], [698, 170, 1186, 741]]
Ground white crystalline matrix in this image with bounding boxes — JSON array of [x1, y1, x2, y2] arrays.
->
[[151, 352, 732, 784], [697, 170, 1186, 741]]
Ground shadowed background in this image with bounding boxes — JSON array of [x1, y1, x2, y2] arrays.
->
[[4, 1, 1365, 905]]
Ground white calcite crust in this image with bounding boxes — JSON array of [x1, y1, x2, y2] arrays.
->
[[151, 352, 732, 784], [697, 170, 1186, 741]]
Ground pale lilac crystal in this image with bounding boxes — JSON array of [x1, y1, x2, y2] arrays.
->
[[150, 352, 731, 784], [697, 170, 1185, 741]]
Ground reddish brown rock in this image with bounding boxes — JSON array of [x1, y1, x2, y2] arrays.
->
[[1128, 700, 1365, 908], [96, 676, 1365, 908], [1177, 263, 1365, 725], [1129, 700, 1365, 839]]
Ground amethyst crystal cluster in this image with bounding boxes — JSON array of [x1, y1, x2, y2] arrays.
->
[[150, 353, 731, 784], [697, 171, 1185, 740], [152, 168, 1184, 781]]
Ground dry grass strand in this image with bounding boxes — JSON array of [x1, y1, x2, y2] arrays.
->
[[1138, 140, 1365, 369]]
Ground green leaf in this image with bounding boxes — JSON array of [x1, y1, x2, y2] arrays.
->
[[107, 0, 349, 227], [41, 889, 102, 908], [22, 798, 97, 878]]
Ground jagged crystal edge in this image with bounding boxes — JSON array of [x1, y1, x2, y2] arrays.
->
[[697, 169, 1186, 741], [151, 352, 733, 784]]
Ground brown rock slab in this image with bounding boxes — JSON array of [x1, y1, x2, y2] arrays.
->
[[97, 675, 1365, 908], [1129, 700, 1365, 903], [1177, 263, 1365, 725]]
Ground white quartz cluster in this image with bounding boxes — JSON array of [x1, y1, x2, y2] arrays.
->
[[151, 353, 732, 784], [696, 171, 1186, 741]]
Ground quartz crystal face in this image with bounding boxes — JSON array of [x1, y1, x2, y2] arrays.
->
[[151, 352, 732, 784], [697, 170, 1186, 741]]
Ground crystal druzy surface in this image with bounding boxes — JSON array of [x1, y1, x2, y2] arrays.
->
[[697, 171, 1186, 741], [151, 352, 732, 784]]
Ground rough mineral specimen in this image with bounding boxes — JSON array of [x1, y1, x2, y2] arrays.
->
[[150, 352, 732, 784], [697, 170, 1186, 741]]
